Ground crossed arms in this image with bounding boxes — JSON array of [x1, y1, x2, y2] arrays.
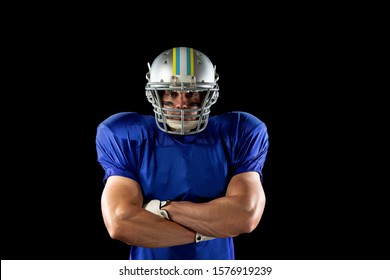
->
[[101, 171, 266, 248]]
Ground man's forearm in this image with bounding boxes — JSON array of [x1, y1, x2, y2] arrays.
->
[[164, 197, 255, 238], [108, 206, 196, 247]]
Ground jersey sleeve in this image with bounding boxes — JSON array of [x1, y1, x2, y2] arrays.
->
[[95, 113, 143, 184], [232, 112, 269, 181]]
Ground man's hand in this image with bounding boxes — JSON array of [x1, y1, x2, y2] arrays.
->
[[195, 232, 215, 243], [144, 200, 215, 243], [143, 199, 171, 220]]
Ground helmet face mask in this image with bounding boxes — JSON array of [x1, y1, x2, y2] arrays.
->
[[145, 47, 219, 135]]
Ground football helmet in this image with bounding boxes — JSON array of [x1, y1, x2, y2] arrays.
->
[[145, 47, 219, 135]]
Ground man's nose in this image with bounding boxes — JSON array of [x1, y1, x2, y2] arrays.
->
[[174, 93, 189, 108]]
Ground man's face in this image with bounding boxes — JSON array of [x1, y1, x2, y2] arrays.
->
[[161, 91, 204, 121]]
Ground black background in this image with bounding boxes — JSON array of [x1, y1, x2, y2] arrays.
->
[[2, 10, 388, 261]]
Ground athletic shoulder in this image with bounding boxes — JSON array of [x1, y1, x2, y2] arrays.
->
[[211, 111, 267, 132], [97, 112, 155, 139]]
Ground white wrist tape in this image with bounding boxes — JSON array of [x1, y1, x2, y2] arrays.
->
[[195, 232, 215, 243], [143, 199, 170, 220]]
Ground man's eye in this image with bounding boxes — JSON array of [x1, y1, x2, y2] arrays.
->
[[188, 92, 200, 98], [164, 91, 177, 97]]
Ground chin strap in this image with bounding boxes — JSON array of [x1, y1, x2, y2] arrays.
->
[[166, 119, 199, 133]]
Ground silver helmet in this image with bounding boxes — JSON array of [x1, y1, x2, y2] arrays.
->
[[145, 47, 219, 135]]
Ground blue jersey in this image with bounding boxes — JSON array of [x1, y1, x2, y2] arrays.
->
[[96, 111, 269, 260]]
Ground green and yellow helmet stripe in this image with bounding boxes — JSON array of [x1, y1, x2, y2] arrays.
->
[[172, 47, 194, 76]]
